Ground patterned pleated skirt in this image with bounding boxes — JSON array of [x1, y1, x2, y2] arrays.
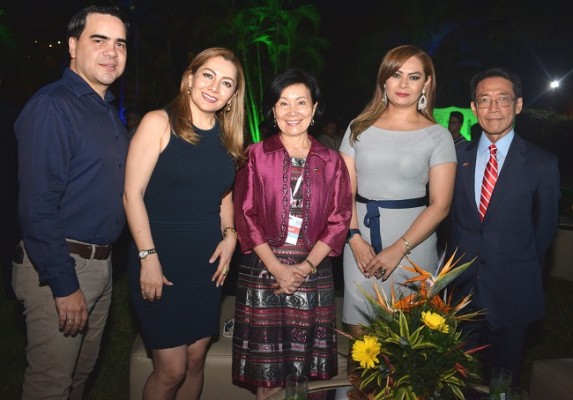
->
[[232, 247, 338, 388]]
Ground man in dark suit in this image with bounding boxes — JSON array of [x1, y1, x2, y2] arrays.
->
[[449, 68, 560, 385]]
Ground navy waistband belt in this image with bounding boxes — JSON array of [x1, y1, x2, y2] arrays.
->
[[356, 194, 426, 253]]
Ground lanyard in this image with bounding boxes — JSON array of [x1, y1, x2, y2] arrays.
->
[[290, 174, 303, 202]]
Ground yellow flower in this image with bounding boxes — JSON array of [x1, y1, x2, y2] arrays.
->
[[421, 311, 450, 333], [352, 335, 381, 369]]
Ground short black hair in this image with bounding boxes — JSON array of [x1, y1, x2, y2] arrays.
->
[[449, 111, 464, 124], [470, 67, 523, 100], [263, 68, 325, 124], [67, 5, 126, 40]]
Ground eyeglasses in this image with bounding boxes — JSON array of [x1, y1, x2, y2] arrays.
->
[[475, 96, 516, 109]]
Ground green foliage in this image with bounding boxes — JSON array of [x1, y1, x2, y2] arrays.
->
[[517, 108, 573, 161], [357, 305, 480, 399], [0, 7, 16, 48], [223, 0, 329, 142], [0, 269, 136, 400], [351, 257, 482, 399], [517, 108, 573, 216], [522, 108, 573, 124], [86, 270, 136, 399]]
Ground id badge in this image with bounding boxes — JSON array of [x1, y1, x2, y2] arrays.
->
[[286, 215, 303, 244]]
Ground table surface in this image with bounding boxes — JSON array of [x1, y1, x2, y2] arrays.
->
[[278, 386, 354, 400], [280, 383, 490, 399], [309, 385, 354, 399]]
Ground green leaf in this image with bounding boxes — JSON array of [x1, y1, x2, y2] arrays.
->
[[408, 325, 422, 344], [360, 371, 380, 388], [411, 341, 437, 350], [398, 312, 411, 337], [356, 283, 394, 322], [373, 390, 387, 400], [451, 384, 465, 399], [428, 259, 475, 297], [249, 34, 273, 47], [394, 374, 411, 386]]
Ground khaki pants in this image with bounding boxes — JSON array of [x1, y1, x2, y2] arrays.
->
[[12, 242, 113, 400]]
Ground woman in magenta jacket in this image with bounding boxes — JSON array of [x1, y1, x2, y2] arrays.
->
[[232, 68, 352, 400]]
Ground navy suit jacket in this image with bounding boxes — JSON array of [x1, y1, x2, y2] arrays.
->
[[449, 134, 560, 329]]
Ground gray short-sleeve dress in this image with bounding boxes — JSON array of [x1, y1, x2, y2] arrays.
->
[[340, 124, 456, 325]]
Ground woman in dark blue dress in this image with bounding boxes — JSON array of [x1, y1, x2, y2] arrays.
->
[[124, 47, 246, 400]]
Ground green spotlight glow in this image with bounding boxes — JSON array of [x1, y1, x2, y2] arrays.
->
[[434, 107, 477, 140]]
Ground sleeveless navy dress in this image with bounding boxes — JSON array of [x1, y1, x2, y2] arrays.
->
[[128, 123, 235, 349]]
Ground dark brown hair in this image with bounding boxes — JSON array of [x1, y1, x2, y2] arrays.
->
[[349, 45, 437, 143]]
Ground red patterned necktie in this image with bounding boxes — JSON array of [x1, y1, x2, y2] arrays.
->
[[479, 144, 498, 221]]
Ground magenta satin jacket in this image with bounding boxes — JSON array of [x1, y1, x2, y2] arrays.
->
[[234, 134, 352, 256]]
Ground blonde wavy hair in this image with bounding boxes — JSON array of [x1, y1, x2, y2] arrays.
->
[[349, 45, 437, 143], [168, 47, 246, 164]]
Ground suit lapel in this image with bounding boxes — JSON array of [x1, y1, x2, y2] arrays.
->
[[459, 141, 480, 220]]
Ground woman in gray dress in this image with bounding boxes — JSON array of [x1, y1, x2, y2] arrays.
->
[[340, 45, 456, 336]]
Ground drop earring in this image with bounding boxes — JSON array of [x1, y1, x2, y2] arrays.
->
[[226, 102, 231, 112], [383, 84, 388, 104], [417, 90, 427, 111]]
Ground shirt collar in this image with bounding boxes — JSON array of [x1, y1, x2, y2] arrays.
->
[[262, 133, 331, 161], [63, 68, 115, 103], [478, 129, 514, 159]]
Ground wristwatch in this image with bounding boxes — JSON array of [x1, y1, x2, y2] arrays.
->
[[138, 248, 157, 259], [346, 229, 361, 243]]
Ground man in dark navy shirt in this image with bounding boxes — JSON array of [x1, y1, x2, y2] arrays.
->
[[12, 5, 128, 399]]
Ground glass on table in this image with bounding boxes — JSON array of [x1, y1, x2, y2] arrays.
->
[[506, 387, 528, 400], [285, 373, 308, 400], [489, 367, 512, 398]]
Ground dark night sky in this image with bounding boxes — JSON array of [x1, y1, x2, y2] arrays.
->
[[0, 0, 572, 232], [2, 0, 573, 122], [316, 0, 573, 121]]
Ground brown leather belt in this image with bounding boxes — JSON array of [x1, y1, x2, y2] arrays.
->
[[67, 241, 112, 260]]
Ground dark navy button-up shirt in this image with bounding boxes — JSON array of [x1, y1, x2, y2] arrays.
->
[[15, 68, 129, 297]]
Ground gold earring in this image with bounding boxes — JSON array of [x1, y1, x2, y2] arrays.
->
[[226, 102, 231, 112], [187, 87, 191, 95]]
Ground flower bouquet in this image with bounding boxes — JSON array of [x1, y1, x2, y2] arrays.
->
[[345, 251, 485, 400]]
